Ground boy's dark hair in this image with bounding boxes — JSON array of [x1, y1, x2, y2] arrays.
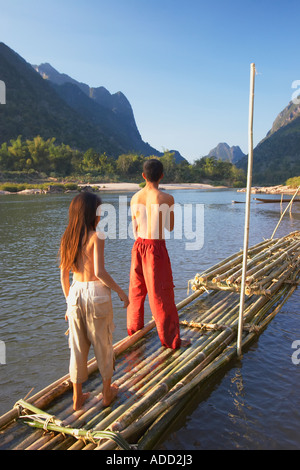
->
[[143, 158, 164, 182]]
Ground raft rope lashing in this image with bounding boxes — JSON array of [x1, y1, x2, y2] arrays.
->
[[14, 400, 133, 451]]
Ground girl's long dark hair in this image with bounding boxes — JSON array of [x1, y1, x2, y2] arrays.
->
[[59, 192, 102, 271]]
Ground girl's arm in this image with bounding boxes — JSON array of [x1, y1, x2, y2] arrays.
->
[[60, 267, 70, 301], [93, 234, 129, 308]]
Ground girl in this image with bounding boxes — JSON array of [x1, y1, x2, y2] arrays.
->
[[59, 192, 129, 411]]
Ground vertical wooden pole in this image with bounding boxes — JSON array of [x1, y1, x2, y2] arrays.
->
[[237, 63, 256, 357]]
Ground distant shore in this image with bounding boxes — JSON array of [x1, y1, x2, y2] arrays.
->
[[1, 182, 298, 196], [237, 184, 299, 195], [0, 182, 226, 195], [85, 182, 227, 191]]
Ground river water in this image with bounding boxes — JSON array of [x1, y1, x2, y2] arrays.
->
[[0, 189, 300, 449]]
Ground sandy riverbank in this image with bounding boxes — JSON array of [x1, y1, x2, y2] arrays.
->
[[0, 182, 225, 195], [1, 182, 298, 196], [85, 182, 225, 191]]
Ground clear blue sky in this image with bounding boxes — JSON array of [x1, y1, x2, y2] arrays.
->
[[0, 0, 299, 162]]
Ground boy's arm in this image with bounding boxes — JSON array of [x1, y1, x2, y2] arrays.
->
[[164, 195, 175, 232], [130, 200, 138, 239], [169, 201, 175, 232]]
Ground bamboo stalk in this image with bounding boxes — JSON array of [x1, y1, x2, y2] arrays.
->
[[107, 330, 231, 434], [243, 241, 300, 285], [195, 238, 275, 283], [91, 336, 210, 432], [137, 385, 200, 450], [225, 237, 291, 286], [213, 238, 288, 284]]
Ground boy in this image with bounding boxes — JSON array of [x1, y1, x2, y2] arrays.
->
[[127, 159, 189, 349]]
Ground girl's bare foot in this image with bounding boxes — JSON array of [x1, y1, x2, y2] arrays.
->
[[103, 383, 119, 407], [73, 391, 90, 411]]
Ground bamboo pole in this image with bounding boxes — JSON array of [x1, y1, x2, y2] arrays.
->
[[237, 62, 256, 357]]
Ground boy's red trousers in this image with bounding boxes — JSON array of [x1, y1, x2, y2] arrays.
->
[[127, 238, 181, 349]]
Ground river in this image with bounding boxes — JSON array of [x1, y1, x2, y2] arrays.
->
[[0, 188, 300, 449]]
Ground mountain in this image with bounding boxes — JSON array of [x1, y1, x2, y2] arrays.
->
[[32, 62, 151, 155], [32, 62, 187, 163], [33, 63, 133, 120], [266, 99, 300, 138], [0, 42, 120, 154], [208, 142, 245, 163], [0, 43, 186, 161], [236, 99, 300, 185]]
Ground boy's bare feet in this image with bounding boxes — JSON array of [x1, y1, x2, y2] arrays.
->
[[181, 338, 191, 347], [103, 383, 119, 407]]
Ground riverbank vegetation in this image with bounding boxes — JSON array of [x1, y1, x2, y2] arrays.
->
[[0, 135, 246, 188], [285, 177, 300, 188]]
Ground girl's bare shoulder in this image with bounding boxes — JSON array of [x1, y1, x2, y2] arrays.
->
[[90, 230, 106, 243]]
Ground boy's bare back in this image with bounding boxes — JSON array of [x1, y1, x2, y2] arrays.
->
[[131, 186, 174, 240]]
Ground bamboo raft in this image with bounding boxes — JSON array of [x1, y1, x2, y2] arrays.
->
[[1, 231, 300, 451]]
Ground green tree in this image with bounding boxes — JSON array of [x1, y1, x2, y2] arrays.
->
[[26, 136, 55, 172], [116, 153, 144, 179], [0, 142, 12, 170], [8, 136, 30, 170], [49, 142, 75, 176], [82, 148, 100, 172], [159, 151, 176, 181]]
